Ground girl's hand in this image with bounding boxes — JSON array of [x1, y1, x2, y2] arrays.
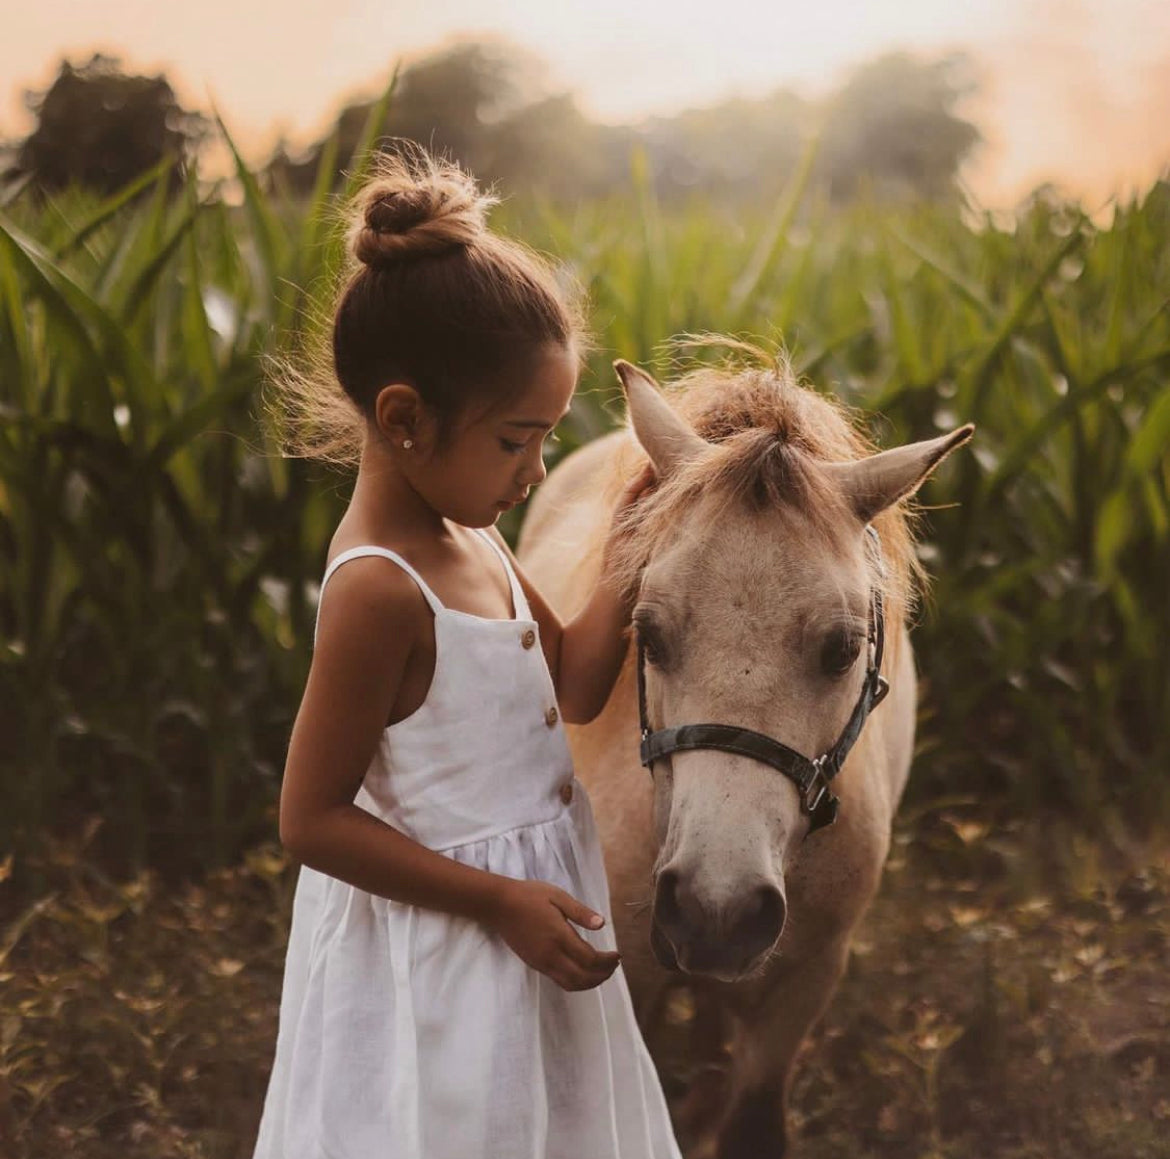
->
[[485, 877, 621, 991], [613, 460, 657, 517], [600, 460, 657, 589]]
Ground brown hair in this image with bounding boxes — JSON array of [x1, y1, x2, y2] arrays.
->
[[264, 143, 587, 468]]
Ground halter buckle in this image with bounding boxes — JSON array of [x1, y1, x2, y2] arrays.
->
[[872, 674, 890, 707], [803, 756, 830, 816]]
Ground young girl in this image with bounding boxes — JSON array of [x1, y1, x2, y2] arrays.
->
[[252, 147, 682, 1158]]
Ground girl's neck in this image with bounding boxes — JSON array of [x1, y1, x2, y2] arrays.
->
[[347, 438, 454, 547]]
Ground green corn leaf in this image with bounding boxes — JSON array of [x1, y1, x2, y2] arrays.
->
[[120, 191, 207, 324], [213, 104, 289, 316], [340, 64, 402, 204], [889, 227, 995, 323], [1125, 383, 1170, 476], [969, 222, 1088, 422], [54, 157, 177, 261], [729, 133, 819, 324]]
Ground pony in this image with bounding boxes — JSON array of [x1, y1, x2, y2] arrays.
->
[[517, 344, 973, 1157]]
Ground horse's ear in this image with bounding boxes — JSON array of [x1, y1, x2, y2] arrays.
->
[[614, 360, 706, 477], [822, 424, 975, 523]]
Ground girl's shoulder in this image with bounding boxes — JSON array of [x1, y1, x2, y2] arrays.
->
[[314, 548, 432, 654]]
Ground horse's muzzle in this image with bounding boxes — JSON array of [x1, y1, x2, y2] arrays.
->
[[650, 920, 680, 971], [651, 869, 786, 978]]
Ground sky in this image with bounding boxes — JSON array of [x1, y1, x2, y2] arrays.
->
[[3, 0, 1168, 206]]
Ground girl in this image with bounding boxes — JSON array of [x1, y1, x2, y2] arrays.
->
[[252, 146, 682, 1158]]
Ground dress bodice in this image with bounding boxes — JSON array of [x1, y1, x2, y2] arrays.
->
[[312, 528, 575, 851]]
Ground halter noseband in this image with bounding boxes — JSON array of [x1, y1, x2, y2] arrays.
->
[[634, 524, 890, 835]]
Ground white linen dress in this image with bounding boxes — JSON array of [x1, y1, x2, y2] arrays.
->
[[252, 528, 683, 1159]]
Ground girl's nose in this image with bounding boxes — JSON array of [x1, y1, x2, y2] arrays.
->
[[522, 450, 547, 486]]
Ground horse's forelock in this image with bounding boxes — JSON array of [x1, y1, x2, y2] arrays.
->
[[602, 355, 922, 644]]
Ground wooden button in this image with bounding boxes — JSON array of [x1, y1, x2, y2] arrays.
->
[[544, 705, 559, 727], [559, 780, 574, 804], [520, 628, 536, 649]]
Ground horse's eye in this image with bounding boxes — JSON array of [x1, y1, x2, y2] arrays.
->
[[634, 616, 667, 667], [821, 630, 862, 677]]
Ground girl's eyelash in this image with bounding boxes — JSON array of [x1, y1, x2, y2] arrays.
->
[[501, 430, 560, 454]]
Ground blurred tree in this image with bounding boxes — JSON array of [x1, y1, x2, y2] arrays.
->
[[6, 42, 981, 208], [267, 41, 979, 209], [386, 38, 540, 163], [487, 93, 632, 203], [268, 39, 545, 196], [15, 53, 208, 196], [639, 90, 806, 202], [815, 51, 981, 201]]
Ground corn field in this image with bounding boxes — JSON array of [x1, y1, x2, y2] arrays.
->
[[2, 83, 1169, 882]]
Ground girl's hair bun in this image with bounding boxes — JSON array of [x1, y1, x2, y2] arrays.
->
[[350, 148, 495, 268]]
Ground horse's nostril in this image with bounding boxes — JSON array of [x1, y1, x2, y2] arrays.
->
[[733, 885, 786, 954], [654, 868, 682, 929]]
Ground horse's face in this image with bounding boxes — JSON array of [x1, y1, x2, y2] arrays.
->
[[635, 494, 873, 980], [613, 359, 972, 982]]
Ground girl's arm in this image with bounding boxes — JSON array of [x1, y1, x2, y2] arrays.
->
[[280, 558, 620, 991], [487, 462, 656, 726], [279, 560, 506, 921]]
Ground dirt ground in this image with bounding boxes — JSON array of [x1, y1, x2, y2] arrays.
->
[[2, 800, 1167, 1158]]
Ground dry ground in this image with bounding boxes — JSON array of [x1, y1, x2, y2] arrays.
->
[[2, 800, 1167, 1159]]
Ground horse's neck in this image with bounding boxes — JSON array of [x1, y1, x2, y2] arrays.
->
[[518, 432, 624, 619]]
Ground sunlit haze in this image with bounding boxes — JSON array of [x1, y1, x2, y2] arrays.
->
[[3, 0, 1168, 206]]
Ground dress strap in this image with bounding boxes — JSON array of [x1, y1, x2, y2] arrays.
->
[[313, 546, 445, 644], [473, 527, 533, 621]]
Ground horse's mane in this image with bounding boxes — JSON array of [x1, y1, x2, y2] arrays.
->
[[596, 339, 924, 644]]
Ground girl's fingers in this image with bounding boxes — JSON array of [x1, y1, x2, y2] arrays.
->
[[552, 950, 620, 991], [619, 463, 656, 507], [558, 925, 620, 971], [553, 962, 589, 991], [550, 888, 605, 932]]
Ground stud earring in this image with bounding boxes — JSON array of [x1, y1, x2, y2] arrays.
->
[[402, 438, 414, 449]]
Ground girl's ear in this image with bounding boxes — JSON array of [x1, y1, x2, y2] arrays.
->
[[374, 382, 429, 449], [613, 360, 706, 479]]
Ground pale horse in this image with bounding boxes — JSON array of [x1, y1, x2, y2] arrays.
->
[[517, 351, 974, 1158]]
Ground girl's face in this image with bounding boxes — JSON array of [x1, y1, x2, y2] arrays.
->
[[412, 343, 579, 528]]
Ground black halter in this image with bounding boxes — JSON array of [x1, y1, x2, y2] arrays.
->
[[635, 524, 890, 835]]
